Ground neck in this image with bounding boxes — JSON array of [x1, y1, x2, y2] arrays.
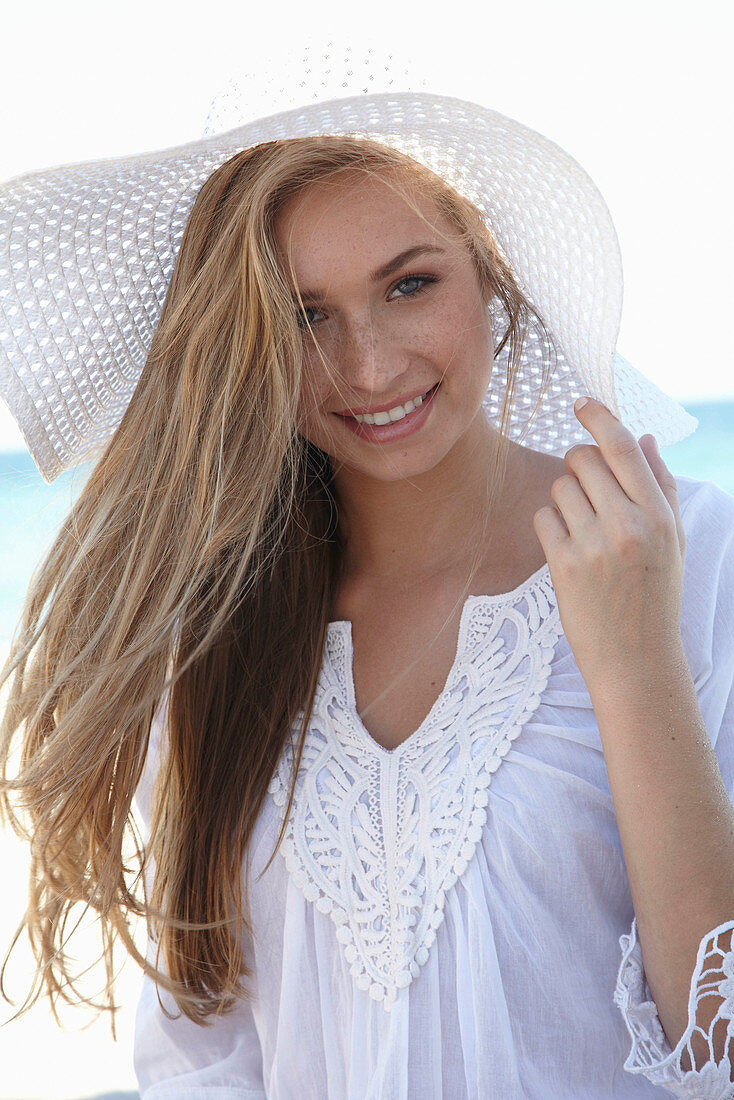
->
[[332, 411, 516, 591]]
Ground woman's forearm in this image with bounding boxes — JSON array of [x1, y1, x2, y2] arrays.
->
[[589, 643, 734, 1068]]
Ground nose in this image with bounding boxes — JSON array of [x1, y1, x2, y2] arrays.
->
[[336, 314, 405, 399]]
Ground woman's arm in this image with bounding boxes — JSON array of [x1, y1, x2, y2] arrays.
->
[[533, 396, 734, 1082], [592, 652, 734, 1070], [134, 940, 268, 1100]]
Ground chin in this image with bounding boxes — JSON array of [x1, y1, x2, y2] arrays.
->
[[341, 440, 455, 483]]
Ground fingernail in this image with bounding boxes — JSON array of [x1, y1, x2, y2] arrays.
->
[[575, 397, 589, 412]]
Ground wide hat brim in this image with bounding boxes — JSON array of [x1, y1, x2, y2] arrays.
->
[[0, 90, 697, 483]]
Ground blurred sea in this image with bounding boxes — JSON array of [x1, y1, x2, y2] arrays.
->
[[1, 399, 733, 649]]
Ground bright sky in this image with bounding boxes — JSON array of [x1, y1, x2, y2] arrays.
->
[[0, 0, 731, 462]]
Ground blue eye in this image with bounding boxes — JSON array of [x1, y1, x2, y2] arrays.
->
[[389, 275, 435, 299], [296, 273, 437, 329]]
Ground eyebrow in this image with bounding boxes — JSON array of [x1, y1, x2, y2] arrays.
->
[[294, 244, 448, 302]]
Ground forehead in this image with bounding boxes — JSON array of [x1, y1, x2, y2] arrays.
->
[[274, 170, 460, 274], [277, 168, 434, 221]]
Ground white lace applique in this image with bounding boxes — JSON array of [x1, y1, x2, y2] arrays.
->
[[267, 567, 563, 1012], [614, 916, 734, 1098]]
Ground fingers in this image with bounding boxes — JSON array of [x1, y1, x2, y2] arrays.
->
[[638, 433, 686, 559], [573, 397, 669, 509]]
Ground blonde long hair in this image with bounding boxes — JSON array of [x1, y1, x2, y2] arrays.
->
[[0, 134, 555, 1032]]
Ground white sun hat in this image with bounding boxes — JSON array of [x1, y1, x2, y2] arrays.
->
[[0, 43, 697, 484]]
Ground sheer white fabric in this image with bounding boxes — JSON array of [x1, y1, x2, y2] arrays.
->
[[133, 473, 734, 1099], [614, 917, 734, 1097]]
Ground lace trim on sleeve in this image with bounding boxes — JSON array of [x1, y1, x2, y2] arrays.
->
[[614, 915, 734, 1098]]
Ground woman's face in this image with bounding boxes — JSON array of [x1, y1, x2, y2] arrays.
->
[[273, 170, 496, 483]]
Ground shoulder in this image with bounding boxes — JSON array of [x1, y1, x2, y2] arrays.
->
[[674, 474, 734, 595], [675, 472, 734, 537], [674, 475, 734, 697]]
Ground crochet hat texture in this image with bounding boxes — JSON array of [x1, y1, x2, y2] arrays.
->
[[0, 44, 697, 482]]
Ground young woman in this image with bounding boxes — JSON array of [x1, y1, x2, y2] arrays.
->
[[1, 84, 733, 1099]]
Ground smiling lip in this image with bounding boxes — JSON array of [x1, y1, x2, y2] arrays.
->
[[335, 383, 440, 443], [334, 384, 437, 417]]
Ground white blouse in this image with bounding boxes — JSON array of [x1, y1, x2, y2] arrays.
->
[[133, 473, 734, 1099]]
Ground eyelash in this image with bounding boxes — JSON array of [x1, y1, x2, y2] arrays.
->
[[296, 273, 438, 329]]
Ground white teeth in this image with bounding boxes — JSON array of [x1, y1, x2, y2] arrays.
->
[[352, 389, 430, 425]]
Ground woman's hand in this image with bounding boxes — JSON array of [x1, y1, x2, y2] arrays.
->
[[532, 396, 687, 694]]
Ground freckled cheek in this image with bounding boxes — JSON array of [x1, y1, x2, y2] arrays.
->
[[420, 319, 476, 376]]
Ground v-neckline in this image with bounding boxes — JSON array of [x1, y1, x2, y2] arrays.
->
[[325, 560, 553, 757]]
